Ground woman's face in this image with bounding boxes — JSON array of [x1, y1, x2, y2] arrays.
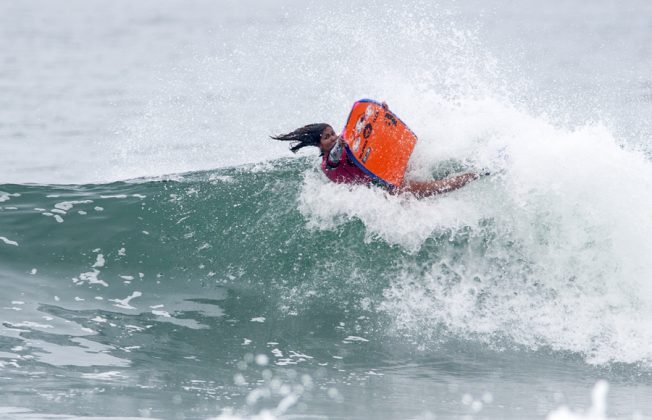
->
[[319, 126, 339, 154]]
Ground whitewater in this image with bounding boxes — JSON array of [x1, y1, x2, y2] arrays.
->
[[2, 0, 652, 418]]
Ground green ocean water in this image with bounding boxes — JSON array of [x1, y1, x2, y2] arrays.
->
[[2, 159, 652, 419]]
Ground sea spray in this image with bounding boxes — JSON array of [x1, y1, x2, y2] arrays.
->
[[301, 94, 652, 365]]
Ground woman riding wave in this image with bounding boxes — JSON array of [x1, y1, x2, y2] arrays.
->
[[271, 103, 481, 198]]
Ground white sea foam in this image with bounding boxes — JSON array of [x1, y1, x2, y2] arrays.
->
[[343, 336, 369, 343], [301, 94, 652, 366], [0, 237, 18, 246], [0, 192, 20, 202], [73, 269, 108, 287], [92, 254, 105, 268], [547, 381, 609, 420], [81, 370, 127, 381], [54, 200, 93, 211], [110, 291, 142, 310]]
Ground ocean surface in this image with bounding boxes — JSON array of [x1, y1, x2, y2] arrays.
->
[[2, 0, 652, 418]]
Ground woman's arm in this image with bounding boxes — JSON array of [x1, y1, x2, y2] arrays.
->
[[324, 139, 345, 168], [398, 172, 479, 198]]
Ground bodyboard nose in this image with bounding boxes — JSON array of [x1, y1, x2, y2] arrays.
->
[[341, 99, 418, 188]]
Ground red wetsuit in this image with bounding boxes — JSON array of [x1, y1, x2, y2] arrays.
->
[[321, 142, 372, 184]]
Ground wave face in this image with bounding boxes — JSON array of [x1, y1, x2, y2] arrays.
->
[[3, 115, 652, 374], [3, 123, 652, 417]]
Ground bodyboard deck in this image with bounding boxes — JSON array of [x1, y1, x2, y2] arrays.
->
[[341, 99, 417, 188]]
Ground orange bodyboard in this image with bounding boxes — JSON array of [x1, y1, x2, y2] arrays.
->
[[341, 99, 417, 188]]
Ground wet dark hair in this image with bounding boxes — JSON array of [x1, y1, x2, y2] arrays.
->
[[270, 123, 330, 154]]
